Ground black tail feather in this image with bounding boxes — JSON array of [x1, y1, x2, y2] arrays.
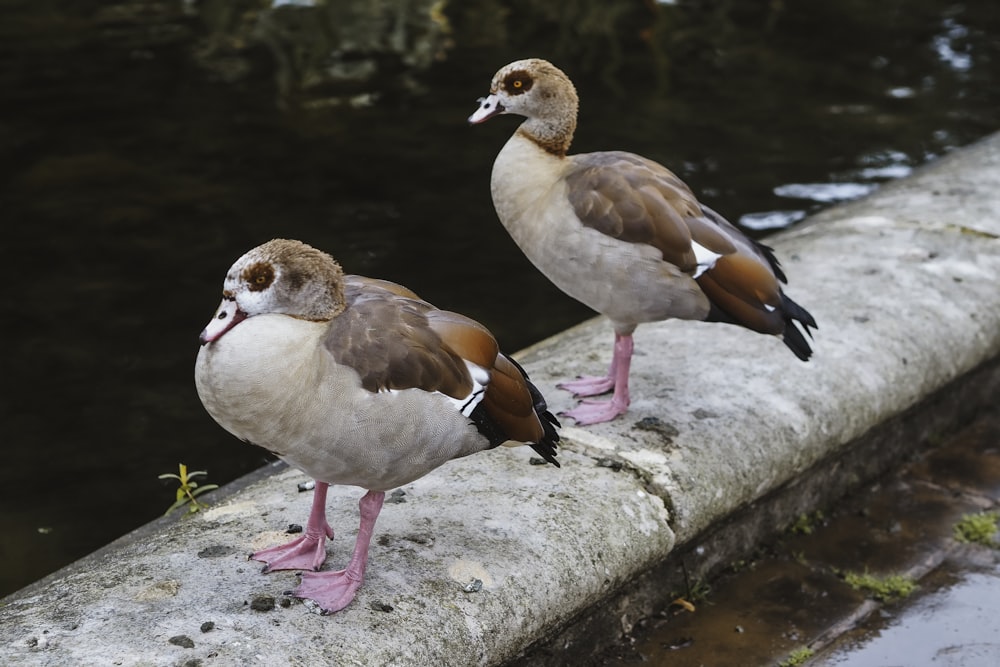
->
[[504, 354, 560, 467], [527, 385, 561, 467], [754, 241, 789, 284], [780, 293, 818, 361]]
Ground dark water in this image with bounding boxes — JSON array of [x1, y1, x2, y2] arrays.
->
[[2, 0, 997, 597], [596, 410, 1000, 666]]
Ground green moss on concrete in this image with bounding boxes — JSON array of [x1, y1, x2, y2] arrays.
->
[[843, 571, 916, 601], [778, 646, 814, 666], [953, 511, 999, 546]]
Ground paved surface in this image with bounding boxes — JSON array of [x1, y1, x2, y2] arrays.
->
[[2, 134, 999, 665]]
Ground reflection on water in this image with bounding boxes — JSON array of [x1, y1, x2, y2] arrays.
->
[[773, 182, 878, 204], [817, 567, 1000, 666], [2, 0, 998, 597], [738, 210, 807, 232]]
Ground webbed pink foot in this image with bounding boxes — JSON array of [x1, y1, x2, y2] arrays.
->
[[291, 489, 385, 614], [293, 568, 364, 614], [558, 333, 633, 425], [560, 395, 630, 425], [252, 530, 332, 572], [252, 481, 333, 572]]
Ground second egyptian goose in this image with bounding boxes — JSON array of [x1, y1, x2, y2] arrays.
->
[[194, 239, 559, 614], [469, 58, 817, 425]]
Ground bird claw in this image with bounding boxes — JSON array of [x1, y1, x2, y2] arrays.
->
[[557, 375, 615, 397]]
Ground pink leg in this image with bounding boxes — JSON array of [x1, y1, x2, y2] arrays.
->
[[251, 481, 334, 573], [293, 489, 385, 614], [557, 350, 618, 397], [561, 334, 633, 425]]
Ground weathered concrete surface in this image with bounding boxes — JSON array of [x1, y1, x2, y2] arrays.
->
[[1, 451, 670, 665], [2, 132, 999, 666]]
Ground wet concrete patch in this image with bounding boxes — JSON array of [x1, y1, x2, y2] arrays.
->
[[597, 410, 1000, 666], [814, 555, 1000, 666]]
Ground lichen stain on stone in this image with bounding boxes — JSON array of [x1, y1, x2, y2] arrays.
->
[[201, 501, 261, 522], [447, 560, 495, 589], [135, 579, 181, 601], [249, 531, 291, 552]]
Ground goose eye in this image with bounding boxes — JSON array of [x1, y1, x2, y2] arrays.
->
[[503, 71, 532, 94], [243, 262, 275, 292]]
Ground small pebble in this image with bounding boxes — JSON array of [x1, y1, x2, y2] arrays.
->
[[370, 601, 394, 612], [286, 524, 303, 534], [200, 622, 215, 633], [528, 457, 548, 466], [197, 545, 234, 558], [169, 635, 195, 649], [297, 481, 315, 493], [385, 489, 407, 504], [595, 457, 623, 471], [250, 595, 276, 612], [463, 578, 483, 593]]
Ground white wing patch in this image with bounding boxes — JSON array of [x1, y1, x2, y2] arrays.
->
[[454, 361, 490, 417], [691, 241, 723, 279]]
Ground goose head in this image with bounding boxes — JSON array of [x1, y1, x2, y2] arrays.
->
[[199, 239, 346, 345], [468, 58, 579, 155]]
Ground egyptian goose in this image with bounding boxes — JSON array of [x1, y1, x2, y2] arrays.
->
[[194, 239, 559, 614], [469, 58, 817, 425]]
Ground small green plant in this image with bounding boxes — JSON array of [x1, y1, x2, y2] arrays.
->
[[843, 570, 916, 601], [790, 510, 824, 535], [159, 464, 219, 515], [687, 576, 712, 602], [778, 646, 814, 666], [953, 511, 999, 546]]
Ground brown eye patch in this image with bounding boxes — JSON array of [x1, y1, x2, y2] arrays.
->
[[243, 262, 275, 291], [503, 71, 533, 95]]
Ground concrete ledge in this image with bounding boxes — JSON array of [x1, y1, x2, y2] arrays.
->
[[3, 132, 1000, 666]]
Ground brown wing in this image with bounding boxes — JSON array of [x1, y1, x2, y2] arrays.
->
[[566, 150, 786, 333], [566, 151, 725, 271], [327, 278, 554, 449], [326, 279, 473, 398], [347, 275, 423, 301]]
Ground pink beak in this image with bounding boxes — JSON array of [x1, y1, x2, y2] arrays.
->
[[199, 298, 247, 345]]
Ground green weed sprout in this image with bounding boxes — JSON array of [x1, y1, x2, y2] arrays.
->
[[778, 646, 814, 666], [843, 570, 916, 601], [160, 463, 219, 515], [953, 511, 999, 546]]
